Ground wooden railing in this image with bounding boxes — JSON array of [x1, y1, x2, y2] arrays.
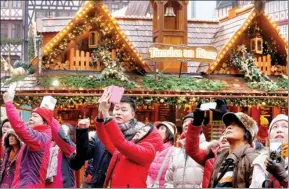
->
[[209, 120, 225, 141], [68, 48, 101, 71], [254, 54, 271, 75]]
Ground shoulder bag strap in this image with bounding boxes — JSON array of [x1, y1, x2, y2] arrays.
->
[[152, 147, 174, 185]]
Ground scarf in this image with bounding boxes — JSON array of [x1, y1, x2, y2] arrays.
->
[[46, 145, 60, 183], [118, 118, 144, 141]]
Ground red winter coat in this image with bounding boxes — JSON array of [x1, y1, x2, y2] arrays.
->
[[5, 102, 51, 188], [96, 119, 163, 188], [185, 125, 219, 188]]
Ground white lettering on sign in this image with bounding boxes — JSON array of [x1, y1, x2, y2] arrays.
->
[[149, 47, 183, 58], [148, 46, 217, 61], [183, 49, 195, 58], [196, 48, 217, 60]]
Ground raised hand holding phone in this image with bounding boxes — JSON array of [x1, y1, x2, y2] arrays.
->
[[98, 87, 112, 118], [78, 118, 90, 129], [3, 82, 17, 103], [40, 96, 57, 111]]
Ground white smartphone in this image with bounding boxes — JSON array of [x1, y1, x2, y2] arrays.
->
[[40, 96, 57, 111], [269, 139, 282, 163], [7, 82, 17, 94], [200, 102, 217, 111]]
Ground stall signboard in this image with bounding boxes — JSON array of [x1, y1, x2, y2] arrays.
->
[[148, 43, 218, 62]]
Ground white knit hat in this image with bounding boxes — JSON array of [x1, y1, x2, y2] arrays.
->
[[269, 114, 288, 132], [154, 121, 176, 136]]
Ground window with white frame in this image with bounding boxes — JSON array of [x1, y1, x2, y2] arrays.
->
[[11, 23, 21, 39], [275, 1, 279, 13], [280, 25, 288, 39], [12, 0, 22, 8], [1, 0, 8, 8], [1, 23, 9, 38], [269, 1, 273, 13]]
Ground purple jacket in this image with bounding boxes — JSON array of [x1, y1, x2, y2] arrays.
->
[[5, 102, 52, 188], [0, 148, 18, 187]]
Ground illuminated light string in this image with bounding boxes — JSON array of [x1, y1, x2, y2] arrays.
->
[[42, 1, 146, 68], [208, 9, 288, 74]]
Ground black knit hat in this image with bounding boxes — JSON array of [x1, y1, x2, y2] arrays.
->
[[0, 118, 10, 137], [182, 113, 194, 125]]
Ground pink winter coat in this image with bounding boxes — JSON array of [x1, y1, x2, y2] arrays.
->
[[147, 142, 174, 188], [45, 119, 76, 188]]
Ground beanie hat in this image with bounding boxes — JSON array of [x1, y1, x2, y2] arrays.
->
[[269, 114, 288, 132], [4, 129, 22, 148], [32, 107, 53, 125], [154, 121, 177, 136], [222, 112, 258, 143], [182, 113, 194, 126], [260, 115, 269, 126]]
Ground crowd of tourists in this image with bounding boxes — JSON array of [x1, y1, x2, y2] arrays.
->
[[0, 88, 288, 188]]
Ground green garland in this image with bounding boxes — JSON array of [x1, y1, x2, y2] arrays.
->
[[276, 78, 288, 89], [11, 95, 287, 108], [143, 74, 228, 91], [0, 38, 23, 45], [38, 76, 136, 89]]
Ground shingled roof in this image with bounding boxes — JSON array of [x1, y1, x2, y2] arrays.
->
[[35, 2, 287, 74], [210, 10, 252, 51]]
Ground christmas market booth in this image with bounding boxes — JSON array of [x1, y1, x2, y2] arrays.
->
[[1, 0, 288, 139]]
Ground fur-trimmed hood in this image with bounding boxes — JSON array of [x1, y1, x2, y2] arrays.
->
[[3, 129, 22, 148]]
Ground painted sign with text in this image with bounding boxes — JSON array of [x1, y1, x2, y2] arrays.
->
[[148, 43, 218, 62]]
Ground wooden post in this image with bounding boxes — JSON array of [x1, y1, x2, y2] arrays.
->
[[112, 49, 116, 61], [251, 106, 260, 126], [154, 61, 158, 81], [272, 106, 280, 118], [69, 48, 75, 70], [178, 61, 183, 78]]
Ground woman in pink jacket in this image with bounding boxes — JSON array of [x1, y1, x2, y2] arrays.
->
[[147, 121, 177, 188], [45, 120, 76, 188]]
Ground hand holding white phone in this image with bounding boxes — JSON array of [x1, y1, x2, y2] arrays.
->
[[3, 82, 17, 103], [40, 96, 57, 110]]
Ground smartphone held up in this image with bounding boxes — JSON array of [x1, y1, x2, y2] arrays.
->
[[105, 85, 125, 104], [269, 139, 283, 163], [40, 96, 57, 111]]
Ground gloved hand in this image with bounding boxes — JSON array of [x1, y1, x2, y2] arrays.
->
[[210, 99, 227, 115], [266, 157, 288, 184], [192, 108, 204, 126]]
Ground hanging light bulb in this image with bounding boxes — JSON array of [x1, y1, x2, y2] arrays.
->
[[164, 1, 176, 17]]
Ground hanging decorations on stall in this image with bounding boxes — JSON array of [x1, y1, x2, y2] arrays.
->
[[249, 22, 263, 54], [247, 21, 287, 75], [42, 4, 138, 75], [11, 95, 288, 108], [230, 45, 280, 91]]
